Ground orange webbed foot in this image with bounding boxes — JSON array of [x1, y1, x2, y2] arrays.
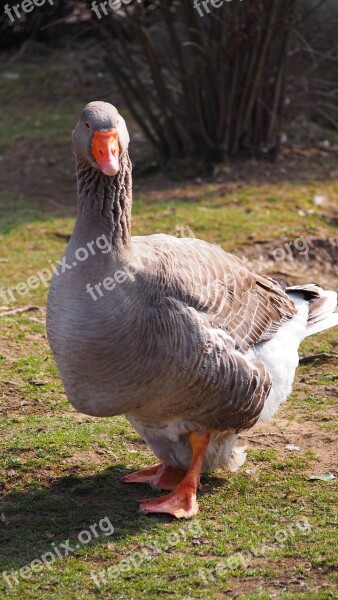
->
[[128, 431, 210, 518], [122, 463, 187, 490], [122, 463, 162, 485], [138, 484, 198, 519]]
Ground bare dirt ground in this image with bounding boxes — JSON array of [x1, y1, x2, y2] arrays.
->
[[241, 411, 338, 475], [237, 235, 338, 289]]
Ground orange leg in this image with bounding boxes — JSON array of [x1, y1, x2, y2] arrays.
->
[[122, 463, 187, 490], [138, 431, 210, 519]]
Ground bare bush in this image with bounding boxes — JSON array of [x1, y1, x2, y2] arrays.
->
[[288, 0, 338, 131], [99, 0, 297, 162]]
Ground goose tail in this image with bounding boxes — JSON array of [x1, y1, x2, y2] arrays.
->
[[286, 284, 338, 337]]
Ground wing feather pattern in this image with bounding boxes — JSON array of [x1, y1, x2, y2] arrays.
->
[[134, 234, 296, 352]]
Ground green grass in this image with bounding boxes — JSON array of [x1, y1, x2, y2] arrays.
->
[[0, 189, 337, 599], [0, 55, 337, 600]]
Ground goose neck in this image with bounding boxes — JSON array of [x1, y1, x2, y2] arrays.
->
[[75, 152, 132, 251]]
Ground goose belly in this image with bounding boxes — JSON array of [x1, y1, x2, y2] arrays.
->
[[126, 415, 246, 472]]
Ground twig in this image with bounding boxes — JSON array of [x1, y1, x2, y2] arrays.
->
[[241, 432, 287, 438], [0, 306, 40, 316], [299, 353, 338, 364]]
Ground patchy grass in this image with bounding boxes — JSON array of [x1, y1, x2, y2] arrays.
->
[[0, 179, 337, 307], [0, 52, 337, 600]]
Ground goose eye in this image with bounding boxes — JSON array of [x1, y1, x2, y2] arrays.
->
[[85, 122, 91, 129]]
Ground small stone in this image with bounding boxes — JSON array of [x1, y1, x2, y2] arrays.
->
[[285, 444, 301, 451], [2, 72, 19, 80], [313, 195, 326, 206], [28, 379, 47, 386]]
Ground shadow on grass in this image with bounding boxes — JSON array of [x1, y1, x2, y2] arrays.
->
[[0, 464, 193, 571]]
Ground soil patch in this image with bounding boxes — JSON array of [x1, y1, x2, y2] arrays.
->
[[237, 235, 338, 289]]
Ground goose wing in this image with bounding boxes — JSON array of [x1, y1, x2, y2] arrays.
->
[[134, 234, 296, 352]]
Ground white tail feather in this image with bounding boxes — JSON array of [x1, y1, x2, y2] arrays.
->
[[286, 285, 338, 338], [306, 313, 338, 336]]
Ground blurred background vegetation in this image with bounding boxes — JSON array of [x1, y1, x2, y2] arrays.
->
[[1, 0, 337, 166]]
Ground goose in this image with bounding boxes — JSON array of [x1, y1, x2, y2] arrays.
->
[[47, 101, 338, 519]]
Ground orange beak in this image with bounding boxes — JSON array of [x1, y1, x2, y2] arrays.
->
[[91, 129, 120, 176]]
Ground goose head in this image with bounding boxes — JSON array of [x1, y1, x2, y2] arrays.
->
[[72, 101, 130, 176]]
